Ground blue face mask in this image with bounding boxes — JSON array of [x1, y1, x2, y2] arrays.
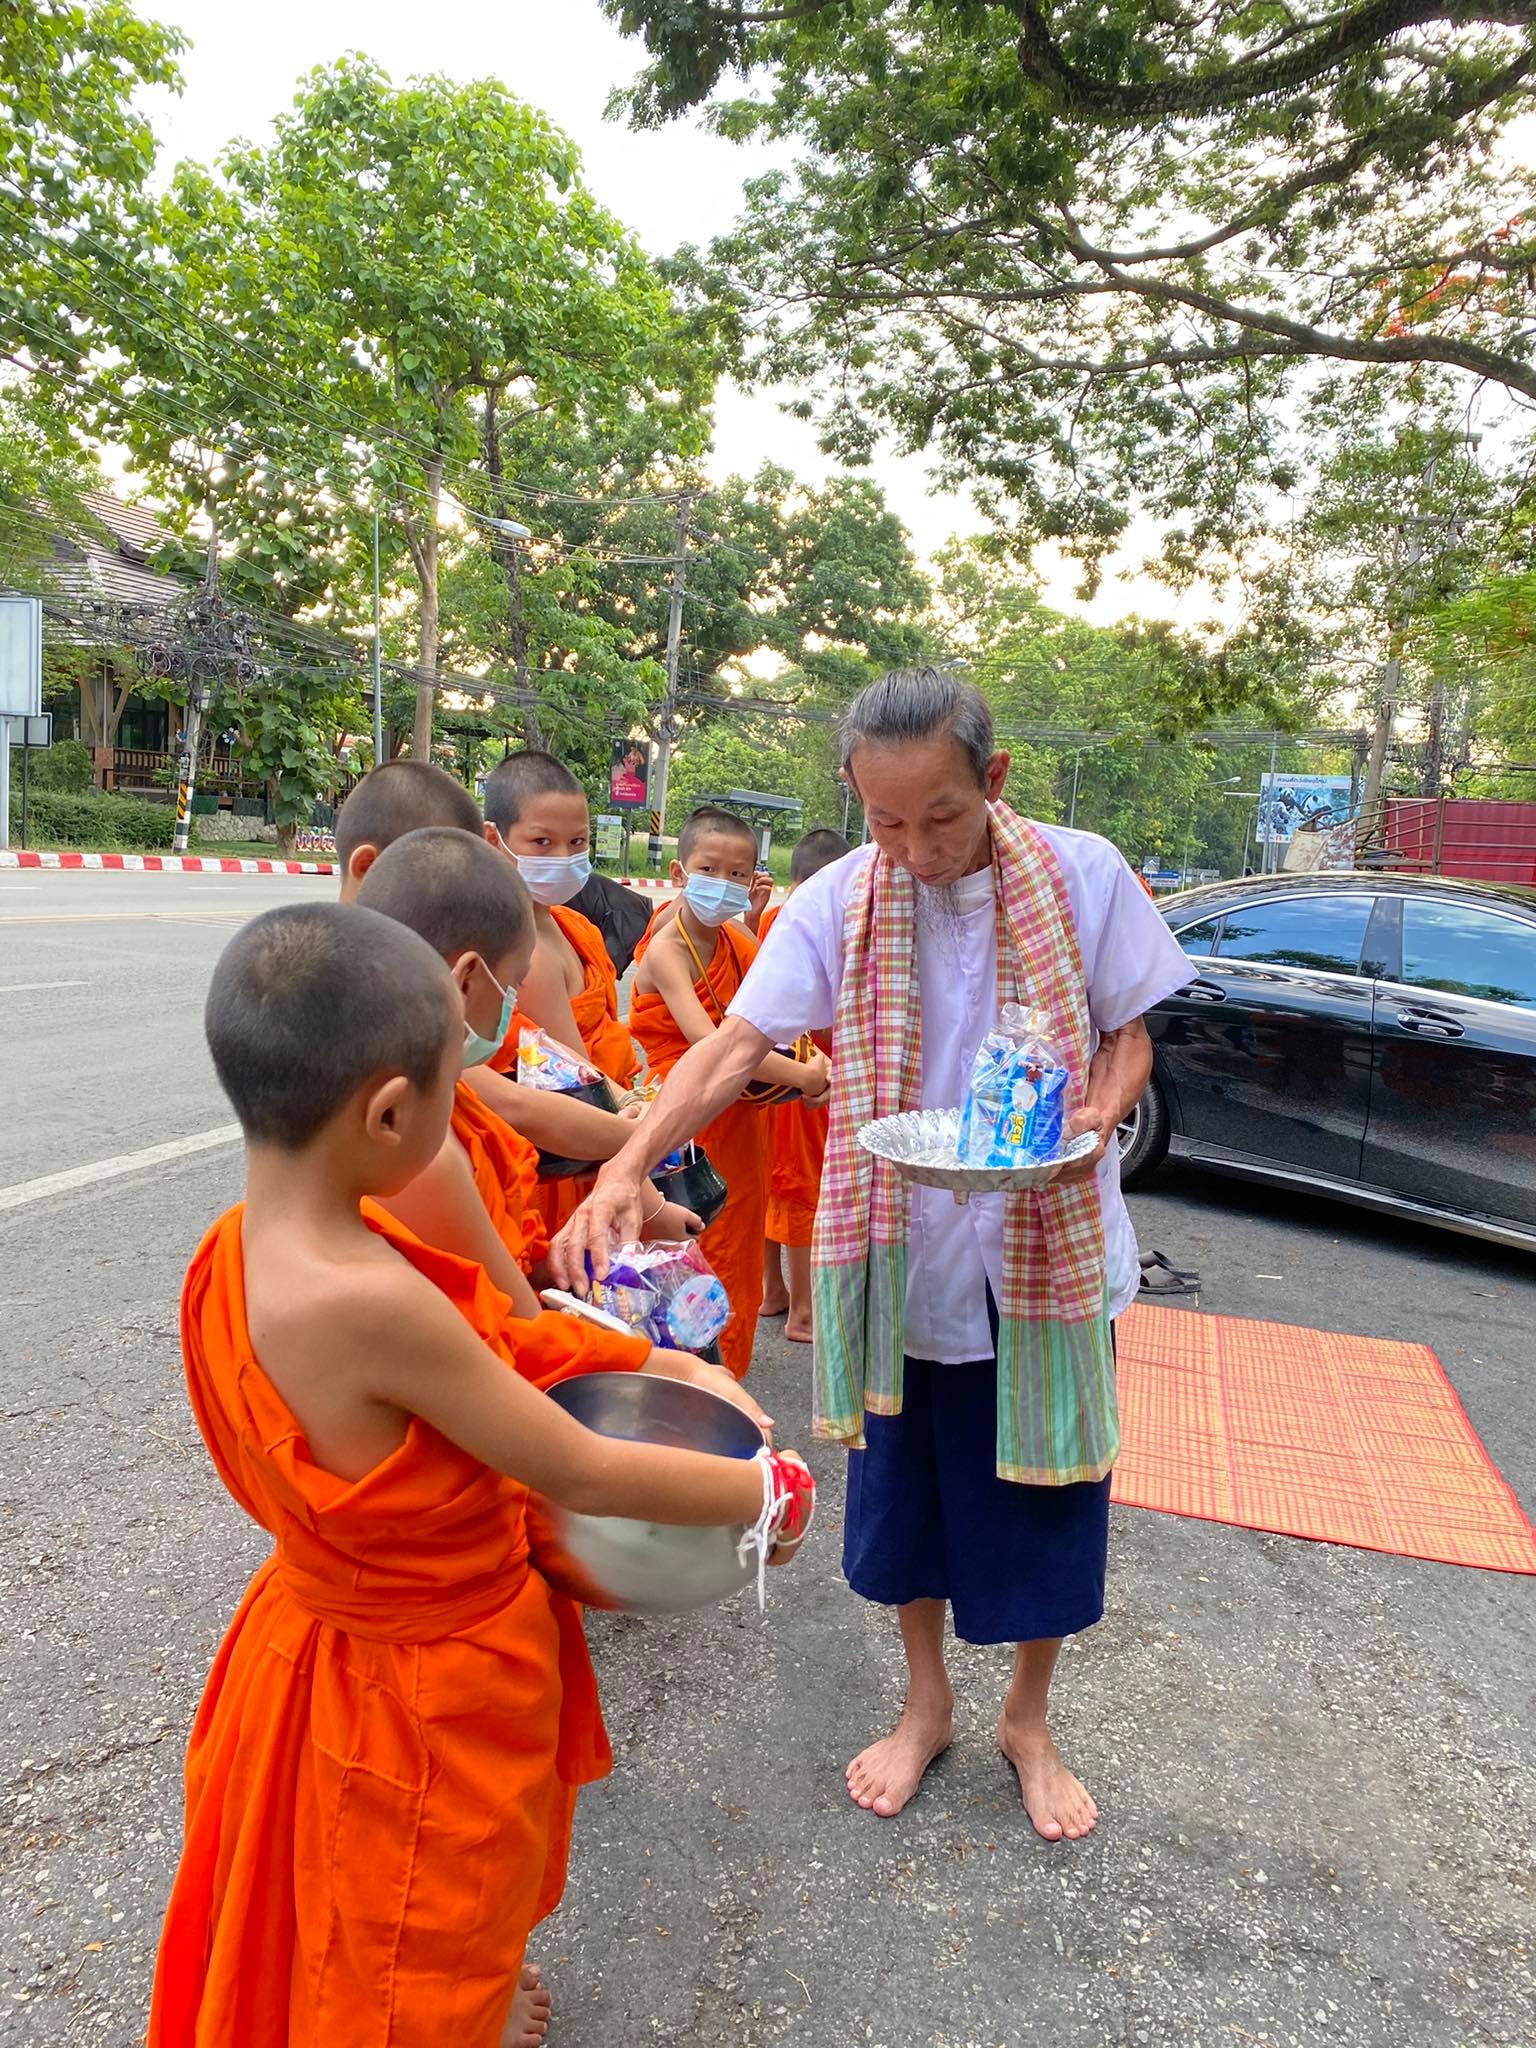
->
[[683, 873, 753, 927], [516, 852, 592, 908], [462, 965, 518, 1070]]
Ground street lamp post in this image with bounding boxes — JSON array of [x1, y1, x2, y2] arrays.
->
[[1183, 776, 1241, 884], [1066, 739, 1114, 828]]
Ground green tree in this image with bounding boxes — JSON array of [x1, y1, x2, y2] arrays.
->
[[0, 381, 102, 586], [929, 540, 1301, 871], [0, 0, 182, 368], [176, 58, 709, 758], [604, 2, 1536, 588]]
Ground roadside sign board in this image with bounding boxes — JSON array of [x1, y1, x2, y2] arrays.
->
[[1257, 772, 1355, 846], [594, 813, 624, 864], [21, 713, 52, 748], [0, 595, 42, 718]]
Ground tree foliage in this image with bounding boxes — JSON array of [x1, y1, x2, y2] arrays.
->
[[604, 2, 1536, 588], [0, 0, 183, 367], [114, 57, 713, 757]]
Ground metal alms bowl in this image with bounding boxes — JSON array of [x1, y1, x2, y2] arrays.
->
[[855, 1109, 1100, 1204], [524, 1372, 763, 1613]]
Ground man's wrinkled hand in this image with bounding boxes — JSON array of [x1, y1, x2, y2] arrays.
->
[[1054, 1106, 1113, 1185], [548, 1165, 649, 1288]]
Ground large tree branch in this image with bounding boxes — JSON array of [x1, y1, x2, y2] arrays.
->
[[1005, 0, 1536, 121], [1054, 211, 1536, 395]]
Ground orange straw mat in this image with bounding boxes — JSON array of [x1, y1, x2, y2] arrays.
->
[[1111, 1304, 1536, 1575]]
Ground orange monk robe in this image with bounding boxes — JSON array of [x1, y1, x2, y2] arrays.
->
[[149, 1206, 649, 2048], [550, 903, 640, 1090], [488, 967, 630, 1254], [483, 1004, 582, 1259], [629, 916, 768, 1380], [451, 1076, 547, 1276], [757, 906, 829, 1250]]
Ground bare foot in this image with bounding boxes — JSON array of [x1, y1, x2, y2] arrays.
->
[[846, 1702, 952, 1818], [784, 1313, 814, 1345], [761, 1293, 790, 1318], [500, 1963, 551, 2046], [997, 1718, 1098, 1842]]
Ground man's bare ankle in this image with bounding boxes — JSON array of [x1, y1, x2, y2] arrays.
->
[[903, 1689, 955, 1727]]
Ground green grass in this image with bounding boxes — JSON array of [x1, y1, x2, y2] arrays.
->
[[191, 839, 300, 861]]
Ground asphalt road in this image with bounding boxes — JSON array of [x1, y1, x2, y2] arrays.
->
[[1, 866, 1532, 2046]]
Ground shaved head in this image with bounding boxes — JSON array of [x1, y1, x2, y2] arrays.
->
[[335, 760, 482, 870], [482, 750, 585, 835], [205, 904, 455, 1150], [791, 828, 851, 885], [678, 805, 757, 866], [354, 827, 533, 967]]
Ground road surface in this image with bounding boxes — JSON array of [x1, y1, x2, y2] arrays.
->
[[1, 866, 1531, 2045]]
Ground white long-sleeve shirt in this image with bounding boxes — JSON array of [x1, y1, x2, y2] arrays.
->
[[729, 827, 1191, 1362]]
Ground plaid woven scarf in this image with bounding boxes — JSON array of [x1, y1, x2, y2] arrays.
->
[[810, 804, 1118, 1486]]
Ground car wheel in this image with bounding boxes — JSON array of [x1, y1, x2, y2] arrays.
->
[[1118, 1073, 1170, 1188]]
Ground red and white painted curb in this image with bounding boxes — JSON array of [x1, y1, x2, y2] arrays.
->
[[0, 850, 694, 890], [0, 849, 336, 876]]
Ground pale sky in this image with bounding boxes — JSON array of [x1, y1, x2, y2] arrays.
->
[[132, 0, 1180, 623]]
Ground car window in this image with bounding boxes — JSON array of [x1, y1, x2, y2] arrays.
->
[[1214, 895, 1374, 975], [1174, 915, 1221, 957], [1400, 901, 1536, 1008]]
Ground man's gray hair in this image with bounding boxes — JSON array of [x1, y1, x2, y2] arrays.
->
[[838, 666, 995, 788]]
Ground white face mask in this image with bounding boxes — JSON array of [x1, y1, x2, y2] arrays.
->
[[683, 874, 753, 926], [516, 852, 593, 907]]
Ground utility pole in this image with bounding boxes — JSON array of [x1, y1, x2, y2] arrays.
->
[[647, 490, 692, 868], [371, 507, 383, 769], [171, 539, 219, 858], [1362, 456, 1438, 841]]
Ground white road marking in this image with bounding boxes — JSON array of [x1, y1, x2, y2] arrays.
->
[[0, 1126, 242, 1214], [0, 910, 249, 925], [0, 980, 88, 993]]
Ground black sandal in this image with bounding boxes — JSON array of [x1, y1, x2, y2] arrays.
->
[[1137, 1249, 1201, 1302]]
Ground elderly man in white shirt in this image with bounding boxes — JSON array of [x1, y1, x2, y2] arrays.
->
[[553, 669, 1189, 1841]]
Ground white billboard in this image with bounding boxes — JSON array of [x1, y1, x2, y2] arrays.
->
[[0, 594, 42, 718], [1256, 772, 1356, 847]]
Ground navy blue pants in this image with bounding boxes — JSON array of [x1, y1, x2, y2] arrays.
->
[[842, 1348, 1112, 1647]]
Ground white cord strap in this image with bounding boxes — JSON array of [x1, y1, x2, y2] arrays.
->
[[736, 1447, 817, 1613]]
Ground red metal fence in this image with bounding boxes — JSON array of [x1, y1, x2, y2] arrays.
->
[[1380, 798, 1536, 887]]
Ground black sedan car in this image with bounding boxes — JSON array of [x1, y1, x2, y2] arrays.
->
[[1119, 871, 1536, 1252]]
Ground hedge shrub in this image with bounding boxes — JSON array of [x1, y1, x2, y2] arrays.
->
[[8, 787, 176, 850], [27, 739, 95, 793]]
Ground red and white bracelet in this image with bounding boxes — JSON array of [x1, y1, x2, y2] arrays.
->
[[737, 1446, 817, 1609]]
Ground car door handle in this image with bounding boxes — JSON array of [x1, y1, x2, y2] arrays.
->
[[1178, 981, 1227, 1003], [1394, 1008, 1465, 1039]]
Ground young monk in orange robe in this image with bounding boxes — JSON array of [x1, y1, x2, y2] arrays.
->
[[758, 830, 852, 1343], [630, 807, 831, 1379], [356, 829, 719, 1376], [148, 901, 814, 2048], [334, 762, 681, 1281], [481, 750, 641, 1092], [480, 751, 644, 1246]]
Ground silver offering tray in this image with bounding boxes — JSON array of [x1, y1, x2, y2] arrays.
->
[[855, 1109, 1099, 1205]]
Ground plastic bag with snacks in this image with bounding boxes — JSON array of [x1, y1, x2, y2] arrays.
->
[[515, 1026, 603, 1093], [584, 1239, 733, 1353], [957, 1004, 1071, 1169]]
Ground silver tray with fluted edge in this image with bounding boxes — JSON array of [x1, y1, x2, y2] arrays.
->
[[855, 1110, 1099, 1204]]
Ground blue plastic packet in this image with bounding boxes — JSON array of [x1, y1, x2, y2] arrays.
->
[[582, 1239, 732, 1353], [957, 1004, 1071, 1169]]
